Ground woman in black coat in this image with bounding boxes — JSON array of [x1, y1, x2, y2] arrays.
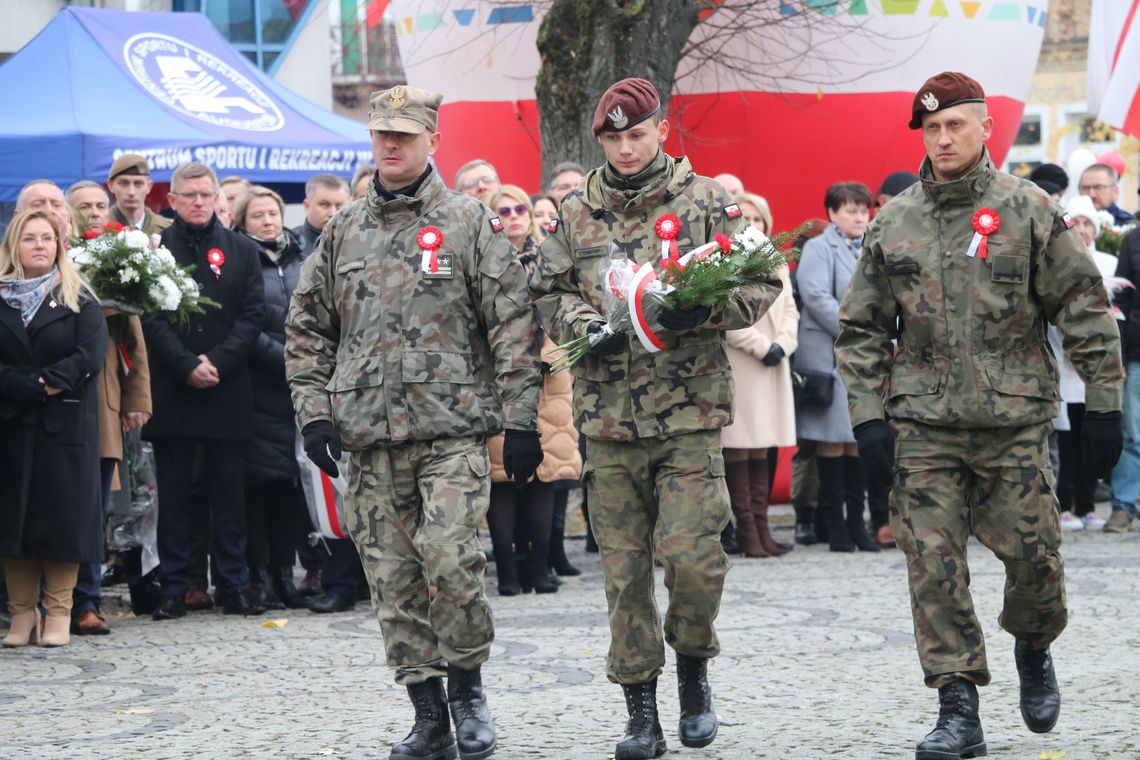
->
[[0, 210, 108, 648], [233, 186, 310, 608]]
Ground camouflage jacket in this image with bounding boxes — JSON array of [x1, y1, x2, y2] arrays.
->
[[531, 153, 780, 441], [836, 149, 1123, 429], [284, 169, 540, 450]]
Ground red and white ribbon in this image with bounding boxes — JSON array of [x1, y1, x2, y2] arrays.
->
[[655, 214, 681, 264], [417, 226, 444, 273], [628, 241, 719, 353], [967, 208, 1001, 259]]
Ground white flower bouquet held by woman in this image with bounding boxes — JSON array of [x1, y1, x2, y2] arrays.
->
[[68, 224, 218, 327]]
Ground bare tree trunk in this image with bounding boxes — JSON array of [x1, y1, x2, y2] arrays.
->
[[535, 0, 700, 188]]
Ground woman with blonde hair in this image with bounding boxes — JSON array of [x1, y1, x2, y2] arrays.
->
[[0, 210, 108, 647], [734, 192, 773, 235], [485, 185, 583, 593]]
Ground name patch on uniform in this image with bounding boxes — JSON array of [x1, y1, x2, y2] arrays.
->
[[723, 204, 742, 219], [422, 252, 454, 279], [489, 216, 504, 233], [547, 219, 559, 234], [1062, 212, 1074, 228]]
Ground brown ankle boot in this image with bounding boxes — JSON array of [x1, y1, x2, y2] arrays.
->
[[726, 456, 767, 557], [751, 458, 790, 556]]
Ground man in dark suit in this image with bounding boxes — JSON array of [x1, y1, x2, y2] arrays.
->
[[142, 161, 265, 619]]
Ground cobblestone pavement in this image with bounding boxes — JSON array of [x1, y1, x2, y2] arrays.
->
[[2, 507, 1138, 760]]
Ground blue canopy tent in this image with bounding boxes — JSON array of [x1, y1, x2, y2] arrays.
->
[[0, 6, 371, 202]]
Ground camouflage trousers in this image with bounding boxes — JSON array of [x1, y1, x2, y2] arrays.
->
[[344, 436, 494, 685], [584, 431, 731, 685], [890, 420, 1067, 688]]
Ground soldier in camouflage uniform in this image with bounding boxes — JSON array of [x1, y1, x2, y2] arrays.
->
[[836, 72, 1124, 760], [531, 78, 780, 760], [285, 86, 542, 760]]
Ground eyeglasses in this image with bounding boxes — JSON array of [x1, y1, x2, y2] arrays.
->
[[549, 182, 576, 192], [459, 175, 498, 191], [496, 204, 529, 218], [19, 235, 57, 246], [171, 191, 218, 201], [1078, 184, 1113, 193]]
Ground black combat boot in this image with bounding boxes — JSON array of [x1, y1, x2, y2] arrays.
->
[[676, 654, 718, 747], [615, 680, 666, 760], [843, 456, 880, 552], [817, 457, 852, 552], [1014, 640, 1060, 733], [390, 677, 458, 760], [446, 665, 496, 760], [915, 679, 986, 760]]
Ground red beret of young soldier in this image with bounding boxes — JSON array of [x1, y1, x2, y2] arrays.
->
[[591, 78, 662, 137]]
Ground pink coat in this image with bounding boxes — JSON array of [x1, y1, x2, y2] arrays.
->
[[721, 267, 799, 450]]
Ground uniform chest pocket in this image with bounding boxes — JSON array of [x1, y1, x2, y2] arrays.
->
[[990, 253, 1028, 284]]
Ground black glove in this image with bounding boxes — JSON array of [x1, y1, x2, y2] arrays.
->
[[586, 321, 625, 357], [853, 419, 895, 486], [302, 420, 342, 478], [502, 429, 544, 485], [1082, 410, 1123, 481], [657, 303, 711, 332], [761, 344, 785, 367], [0, 372, 47, 407]]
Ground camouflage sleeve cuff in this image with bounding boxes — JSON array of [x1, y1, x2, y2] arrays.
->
[[849, 403, 887, 430], [1084, 385, 1123, 413]]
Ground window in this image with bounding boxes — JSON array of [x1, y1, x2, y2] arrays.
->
[[197, 0, 310, 71], [1013, 116, 1041, 147]]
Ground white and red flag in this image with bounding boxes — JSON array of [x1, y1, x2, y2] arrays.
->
[[1090, 0, 1140, 137]]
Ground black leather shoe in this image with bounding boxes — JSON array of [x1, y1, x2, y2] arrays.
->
[[915, 679, 986, 760], [1015, 640, 1060, 734], [497, 582, 522, 597], [152, 595, 187, 621], [272, 568, 309, 609], [250, 567, 285, 611], [101, 563, 127, 587], [390, 677, 458, 760], [794, 522, 818, 546], [676, 654, 718, 748], [446, 665, 496, 760], [129, 581, 162, 616], [307, 589, 356, 614], [719, 524, 740, 555], [616, 680, 666, 759], [221, 587, 267, 616]]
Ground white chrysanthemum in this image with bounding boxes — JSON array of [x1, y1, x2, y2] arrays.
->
[[120, 229, 151, 251], [180, 276, 199, 295], [154, 247, 177, 267], [737, 225, 769, 252], [155, 276, 183, 311], [68, 247, 93, 266], [120, 266, 139, 284], [1096, 211, 1114, 231]]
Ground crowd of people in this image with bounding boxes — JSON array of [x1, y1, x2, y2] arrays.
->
[[0, 68, 1137, 760]]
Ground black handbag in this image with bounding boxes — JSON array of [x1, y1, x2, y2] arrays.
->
[[791, 369, 834, 407]]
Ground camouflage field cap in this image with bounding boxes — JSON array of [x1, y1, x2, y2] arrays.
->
[[108, 153, 151, 182], [909, 72, 986, 129], [367, 85, 443, 134]]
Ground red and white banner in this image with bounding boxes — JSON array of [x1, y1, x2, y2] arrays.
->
[[390, 1, 1046, 227], [1089, 0, 1140, 138]]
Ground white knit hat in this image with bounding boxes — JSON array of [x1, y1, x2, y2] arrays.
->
[[1065, 194, 1102, 236]]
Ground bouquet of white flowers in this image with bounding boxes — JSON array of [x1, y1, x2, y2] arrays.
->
[[68, 225, 218, 327], [548, 223, 801, 372]]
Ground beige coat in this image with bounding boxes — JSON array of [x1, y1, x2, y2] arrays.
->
[[721, 267, 799, 449], [99, 315, 152, 461], [489, 339, 582, 484]]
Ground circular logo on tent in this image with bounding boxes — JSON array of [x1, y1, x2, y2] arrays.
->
[[123, 33, 284, 132]]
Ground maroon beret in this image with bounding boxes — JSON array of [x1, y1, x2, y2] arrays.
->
[[592, 78, 661, 137], [908, 72, 986, 129]]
